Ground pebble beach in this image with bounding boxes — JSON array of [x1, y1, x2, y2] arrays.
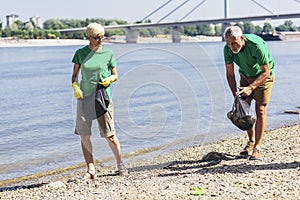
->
[[1, 123, 299, 200]]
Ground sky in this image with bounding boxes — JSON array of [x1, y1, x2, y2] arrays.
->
[[1, 0, 300, 26]]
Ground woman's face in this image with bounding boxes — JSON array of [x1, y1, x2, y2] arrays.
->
[[225, 35, 244, 54], [89, 34, 104, 44]]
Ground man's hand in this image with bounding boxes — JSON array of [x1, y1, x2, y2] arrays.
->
[[72, 82, 83, 99], [238, 86, 254, 97]]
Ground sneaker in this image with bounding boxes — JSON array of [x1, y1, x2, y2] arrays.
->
[[249, 148, 262, 160], [239, 141, 255, 157], [117, 162, 128, 176], [78, 169, 96, 182]]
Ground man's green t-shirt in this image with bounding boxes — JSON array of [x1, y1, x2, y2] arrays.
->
[[224, 34, 274, 77], [72, 45, 116, 97]]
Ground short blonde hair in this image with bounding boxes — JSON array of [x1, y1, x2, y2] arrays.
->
[[223, 25, 243, 40], [86, 23, 105, 37]]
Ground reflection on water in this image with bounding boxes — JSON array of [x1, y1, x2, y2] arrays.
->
[[0, 41, 299, 180]]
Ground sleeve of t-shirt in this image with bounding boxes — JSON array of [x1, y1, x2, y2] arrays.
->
[[254, 44, 269, 66], [108, 51, 117, 69], [223, 45, 233, 64], [72, 49, 80, 64]]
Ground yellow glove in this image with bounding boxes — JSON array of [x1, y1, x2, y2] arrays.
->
[[99, 77, 114, 87], [72, 82, 83, 99]]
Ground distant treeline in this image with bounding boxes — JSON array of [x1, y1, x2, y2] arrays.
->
[[0, 18, 299, 39]]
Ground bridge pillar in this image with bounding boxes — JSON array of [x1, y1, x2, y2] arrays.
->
[[172, 26, 181, 43], [126, 28, 139, 43]]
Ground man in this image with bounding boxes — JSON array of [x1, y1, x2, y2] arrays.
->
[[223, 26, 275, 160]]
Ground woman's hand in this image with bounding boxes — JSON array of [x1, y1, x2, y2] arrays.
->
[[72, 82, 83, 99]]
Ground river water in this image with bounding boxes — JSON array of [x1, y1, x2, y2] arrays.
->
[[0, 41, 299, 180]]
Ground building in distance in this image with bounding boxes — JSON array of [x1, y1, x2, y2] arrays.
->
[[6, 14, 19, 27]]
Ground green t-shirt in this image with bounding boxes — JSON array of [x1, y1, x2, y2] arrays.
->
[[72, 45, 116, 97], [224, 34, 274, 77]]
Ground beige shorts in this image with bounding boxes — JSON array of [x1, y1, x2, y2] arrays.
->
[[75, 100, 115, 137], [240, 75, 274, 104]]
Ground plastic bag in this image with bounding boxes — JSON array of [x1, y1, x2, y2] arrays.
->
[[227, 96, 256, 130], [82, 83, 110, 120]]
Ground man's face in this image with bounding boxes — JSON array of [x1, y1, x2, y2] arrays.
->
[[225, 35, 244, 54]]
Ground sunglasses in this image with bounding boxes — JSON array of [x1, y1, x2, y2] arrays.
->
[[92, 36, 104, 41]]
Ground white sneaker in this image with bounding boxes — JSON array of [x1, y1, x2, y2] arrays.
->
[[117, 162, 128, 176]]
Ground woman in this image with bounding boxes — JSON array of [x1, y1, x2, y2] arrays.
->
[[71, 23, 127, 179]]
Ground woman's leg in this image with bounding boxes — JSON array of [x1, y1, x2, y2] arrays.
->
[[80, 135, 96, 178], [105, 135, 128, 175], [105, 135, 121, 164]]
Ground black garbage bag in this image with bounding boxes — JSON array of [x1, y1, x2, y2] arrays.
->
[[82, 83, 110, 120], [227, 96, 256, 131], [95, 83, 110, 117]]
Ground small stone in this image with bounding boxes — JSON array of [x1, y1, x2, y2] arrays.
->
[[48, 181, 66, 188]]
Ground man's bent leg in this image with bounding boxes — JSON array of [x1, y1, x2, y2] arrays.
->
[[240, 97, 255, 156], [254, 102, 267, 148], [249, 102, 267, 160], [246, 97, 255, 144], [239, 128, 255, 156]]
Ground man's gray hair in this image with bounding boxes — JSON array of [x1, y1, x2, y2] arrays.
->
[[223, 26, 243, 39]]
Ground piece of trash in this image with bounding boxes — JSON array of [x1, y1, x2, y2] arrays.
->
[[284, 110, 300, 114], [190, 186, 204, 196]]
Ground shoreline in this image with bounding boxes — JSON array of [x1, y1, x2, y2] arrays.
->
[[0, 36, 222, 48], [1, 35, 299, 48], [0, 120, 296, 185], [1, 123, 299, 199], [0, 38, 89, 48]]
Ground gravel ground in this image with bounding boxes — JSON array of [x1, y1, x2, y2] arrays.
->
[[1, 124, 299, 200]]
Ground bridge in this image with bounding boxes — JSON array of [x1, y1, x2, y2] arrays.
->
[[58, 0, 300, 43]]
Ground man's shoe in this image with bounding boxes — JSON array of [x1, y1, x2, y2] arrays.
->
[[249, 148, 263, 160], [239, 141, 255, 157]]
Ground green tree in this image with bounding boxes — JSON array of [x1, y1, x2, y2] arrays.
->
[[262, 23, 274, 33], [139, 29, 151, 37], [83, 18, 91, 27], [9, 23, 19, 31], [43, 19, 64, 30], [184, 26, 198, 36], [214, 24, 222, 36], [13, 20, 23, 30], [276, 20, 299, 32], [197, 24, 213, 36], [243, 22, 255, 34], [275, 24, 289, 32], [0, 22, 2, 36], [149, 28, 161, 37], [24, 22, 34, 31], [254, 25, 262, 34], [284, 20, 293, 29], [2, 26, 11, 37]]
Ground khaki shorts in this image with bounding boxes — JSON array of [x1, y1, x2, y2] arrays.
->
[[75, 100, 115, 137], [240, 75, 274, 104]]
